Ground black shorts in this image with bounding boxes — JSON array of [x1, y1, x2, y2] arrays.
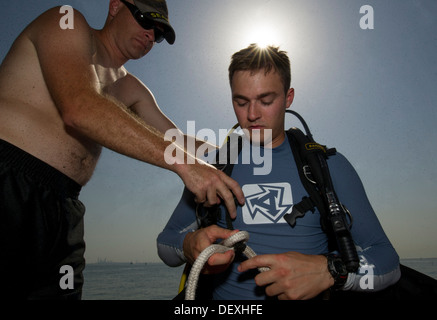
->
[[0, 139, 85, 300]]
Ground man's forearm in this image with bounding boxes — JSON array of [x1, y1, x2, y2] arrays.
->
[[62, 91, 190, 173]]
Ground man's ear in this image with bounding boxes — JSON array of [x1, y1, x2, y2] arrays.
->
[[109, 0, 122, 18], [285, 88, 295, 109]]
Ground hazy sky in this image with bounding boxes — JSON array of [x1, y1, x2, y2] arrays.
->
[[1, 0, 436, 263]]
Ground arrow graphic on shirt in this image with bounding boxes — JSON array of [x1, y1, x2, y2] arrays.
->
[[246, 185, 292, 223]]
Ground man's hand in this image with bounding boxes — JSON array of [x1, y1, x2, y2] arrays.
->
[[183, 225, 239, 274], [176, 161, 245, 219], [238, 252, 334, 300]]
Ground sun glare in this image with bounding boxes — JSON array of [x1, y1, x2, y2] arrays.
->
[[241, 23, 283, 48]]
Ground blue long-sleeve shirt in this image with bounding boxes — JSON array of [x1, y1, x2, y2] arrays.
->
[[157, 134, 400, 299]]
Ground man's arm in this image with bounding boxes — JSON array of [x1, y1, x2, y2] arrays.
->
[[125, 73, 218, 154], [28, 8, 243, 215], [29, 8, 174, 170], [328, 152, 400, 290]]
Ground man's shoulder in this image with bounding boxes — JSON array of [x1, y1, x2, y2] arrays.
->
[[16, 6, 98, 65], [24, 6, 92, 41]]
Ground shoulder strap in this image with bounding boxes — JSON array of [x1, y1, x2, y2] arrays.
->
[[284, 126, 359, 272], [284, 127, 334, 232]]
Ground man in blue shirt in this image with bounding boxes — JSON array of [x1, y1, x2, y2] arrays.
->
[[157, 44, 400, 300]]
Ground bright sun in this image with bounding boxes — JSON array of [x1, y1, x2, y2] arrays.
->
[[241, 23, 283, 48]]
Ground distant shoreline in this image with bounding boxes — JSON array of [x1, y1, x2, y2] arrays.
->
[[85, 257, 437, 265]]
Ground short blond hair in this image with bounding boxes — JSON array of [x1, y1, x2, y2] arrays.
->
[[228, 44, 291, 94]]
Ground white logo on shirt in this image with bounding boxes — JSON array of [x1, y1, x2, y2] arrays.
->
[[242, 183, 293, 224]]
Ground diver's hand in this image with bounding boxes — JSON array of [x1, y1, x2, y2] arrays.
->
[[183, 225, 239, 274], [238, 252, 334, 300]]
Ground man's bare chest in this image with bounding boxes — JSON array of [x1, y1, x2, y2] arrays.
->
[[92, 64, 136, 108], [93, 64, 125, 91]]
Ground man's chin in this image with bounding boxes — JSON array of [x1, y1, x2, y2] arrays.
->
[[242, 128, 273, 147]]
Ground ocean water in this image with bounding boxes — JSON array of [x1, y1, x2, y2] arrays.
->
[[82, 259, 437, 300], [400, 258, 437, 281], [82, 263, 185, 300]]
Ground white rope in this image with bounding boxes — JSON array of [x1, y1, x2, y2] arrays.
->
[[185, 231, 269, 300]]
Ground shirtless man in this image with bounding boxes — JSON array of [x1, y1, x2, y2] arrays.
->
[[0, 0, 243, 299]]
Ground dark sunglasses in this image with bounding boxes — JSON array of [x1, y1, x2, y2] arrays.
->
[[120, 0, 165, 43]]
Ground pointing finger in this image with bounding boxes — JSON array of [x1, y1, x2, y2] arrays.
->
[[238, 255, 274, 273]]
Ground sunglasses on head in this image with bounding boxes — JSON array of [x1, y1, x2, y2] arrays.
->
[[120, 0, 165, 43]]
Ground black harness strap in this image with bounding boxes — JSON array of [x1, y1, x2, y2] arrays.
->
[[284, 126, 359, 272], [284, 128, 334, 233]]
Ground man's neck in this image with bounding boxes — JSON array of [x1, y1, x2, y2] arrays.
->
[[93, 28, 128, 69]]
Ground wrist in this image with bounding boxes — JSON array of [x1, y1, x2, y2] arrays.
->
[[324, 253, 348, 290]]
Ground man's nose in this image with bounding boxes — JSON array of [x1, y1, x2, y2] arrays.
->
[[143, 28, 155, 42], [247, 103, 261, 121]]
